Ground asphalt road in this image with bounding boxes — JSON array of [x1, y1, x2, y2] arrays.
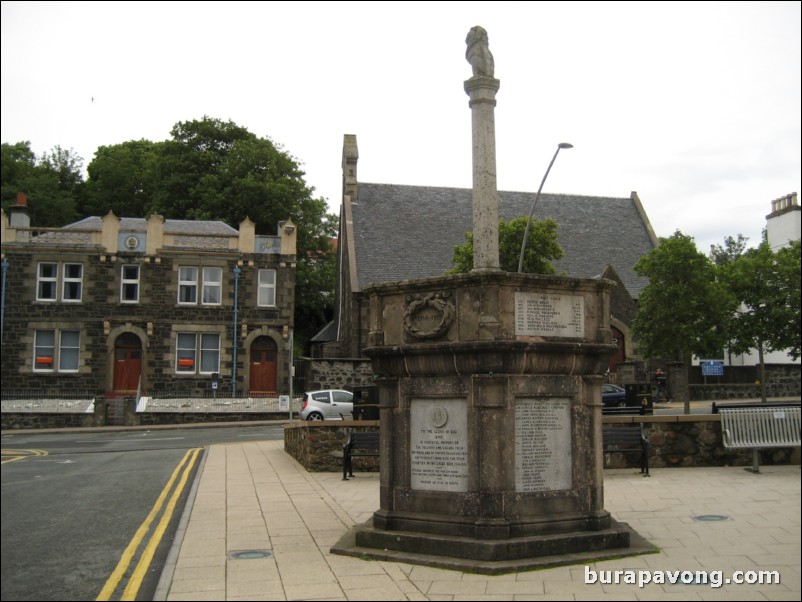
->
[[1, 425, 284, 601]]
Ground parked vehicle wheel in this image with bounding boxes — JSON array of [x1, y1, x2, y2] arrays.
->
[[306, 412, 324, 421], [616, 400, 627, 407]]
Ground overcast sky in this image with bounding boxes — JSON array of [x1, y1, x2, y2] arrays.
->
[[2, 1, 799, 253]]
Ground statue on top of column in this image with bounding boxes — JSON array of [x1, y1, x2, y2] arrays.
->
[[465, 26, 495, 78]]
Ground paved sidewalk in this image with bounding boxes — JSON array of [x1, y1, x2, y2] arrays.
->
[[157, 440, 801, 601]]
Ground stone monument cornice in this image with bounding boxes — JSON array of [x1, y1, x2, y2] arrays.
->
[[464, 76, 501, 94]]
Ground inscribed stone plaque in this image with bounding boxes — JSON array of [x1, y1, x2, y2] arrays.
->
[[410, 399, 468, 492], [515, 398, 572, 492], [514, 292, 584, 338]]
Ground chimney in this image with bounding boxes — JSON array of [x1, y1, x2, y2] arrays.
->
[[342, 135, 359, 202], [766, 192, 801, 250], [8, 191, 31, 229], [767, 192, 798, 217]]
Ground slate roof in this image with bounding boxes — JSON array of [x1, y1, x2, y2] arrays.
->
[[64, 216, 238, 235], [350, 183, 656, 298]]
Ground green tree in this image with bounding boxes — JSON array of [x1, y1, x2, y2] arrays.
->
[[776, 240, 802, 360], [448, 217, 563, 274], [293, 214, 339, 353], [1, 141, 37, 203], [720, 240, 801, 401], [81, 139, 160, 218], [83, 116, 338, 353], [632, 231, 735, 412], [1, 141, 82, 226], [149, 117, 256, 220], [710, 234, 750, 266]]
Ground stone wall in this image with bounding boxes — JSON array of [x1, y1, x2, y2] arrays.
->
[[0, 410, 293, 429], [282, 416, 800, 473], [1, 247, 296, 398], [299, 358, 374, 392], [284, 421, 380, 472], [690, 364, 801, 400], [615, 362, 800, 401], [0, 413, 96, 430], [603, 414, 800, 469]]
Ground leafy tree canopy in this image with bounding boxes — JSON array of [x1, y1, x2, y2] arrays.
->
[[710, 233, 750, 266], [632, 231, 735, 360], [1, 141, 83, 226], [82, 139, 161, 218], [720, 240, 801, 361], [6, 118, 339, 353], [448, 216, 563, 274]]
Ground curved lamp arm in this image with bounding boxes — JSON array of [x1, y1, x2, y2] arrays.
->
[[517, 142, 573, 273]]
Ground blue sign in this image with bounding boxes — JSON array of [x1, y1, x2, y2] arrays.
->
[[702, 361, 724, 376]]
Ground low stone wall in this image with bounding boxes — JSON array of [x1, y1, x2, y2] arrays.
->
[[1, 413, 96, 430], [283, 417, 800, 473], [284, 421, 380, 472], [136, 412, 293, 426], [1, 410, 295, 429], [603, 414, 800, 469], [618, 362, 800, 401], [690, 382, 801, 401]]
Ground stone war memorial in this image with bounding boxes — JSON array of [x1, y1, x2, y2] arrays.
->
[[331, 26, 655, 573]]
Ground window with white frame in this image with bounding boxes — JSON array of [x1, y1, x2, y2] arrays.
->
[[202, 267, 222, 305], [36, 262, 84, 303], [200, 333, 220, 372], [62, 264, 83, 302], [59, 330, 80, 371], [121, 265, 140, 303], [33, 329, 80, 372], [37, 263, 58, 301], [177, 267, 198, 304], [175, 332, 220, 374], [258, 269, 276, 307]]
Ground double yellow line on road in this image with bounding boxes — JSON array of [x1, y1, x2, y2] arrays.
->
[[96, 447, 203, 601]]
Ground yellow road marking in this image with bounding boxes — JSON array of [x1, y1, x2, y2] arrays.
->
[[96, 447, 203, 601], [121, 446, 202, 600], [1, 449, 48, 464]]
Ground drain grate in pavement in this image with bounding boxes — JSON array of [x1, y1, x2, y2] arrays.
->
[[692, 514, 730, 521], [229, 549, 273, 559]]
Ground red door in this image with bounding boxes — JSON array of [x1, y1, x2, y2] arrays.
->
[[113, 333, 142, 394], [250, 336, 277, 395]]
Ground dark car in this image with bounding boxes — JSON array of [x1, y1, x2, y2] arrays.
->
[[601, 383, 628, 408]]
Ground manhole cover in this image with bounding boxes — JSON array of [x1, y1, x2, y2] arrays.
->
[[229, 549, 272, 559], [692, 514, 730, 521]]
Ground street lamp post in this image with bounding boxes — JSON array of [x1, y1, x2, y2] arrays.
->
[[517, 142, 573, 273], [231, 266, 241, 397]]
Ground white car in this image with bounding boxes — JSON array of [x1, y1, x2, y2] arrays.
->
[[299, 390, 354, 421]]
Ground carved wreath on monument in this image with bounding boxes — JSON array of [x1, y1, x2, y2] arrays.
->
[[403, 292, 455, 339]]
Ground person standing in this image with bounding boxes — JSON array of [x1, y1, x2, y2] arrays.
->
[[655, 367, 670, 402]]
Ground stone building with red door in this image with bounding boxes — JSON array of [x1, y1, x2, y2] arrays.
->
[[0, 193, 296, 401]]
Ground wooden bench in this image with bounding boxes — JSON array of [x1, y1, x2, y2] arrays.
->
[[603, 425, 650, 476], [719, 406, 801, 473], [342, 430, 380, 480]]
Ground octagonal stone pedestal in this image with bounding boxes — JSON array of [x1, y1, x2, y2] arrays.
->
[[331, 272, 656, 573]]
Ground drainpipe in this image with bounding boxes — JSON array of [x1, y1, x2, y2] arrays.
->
[[1, 259, 8, 343], [288, 328, 294, 420], [232, 265, 241, 397]]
